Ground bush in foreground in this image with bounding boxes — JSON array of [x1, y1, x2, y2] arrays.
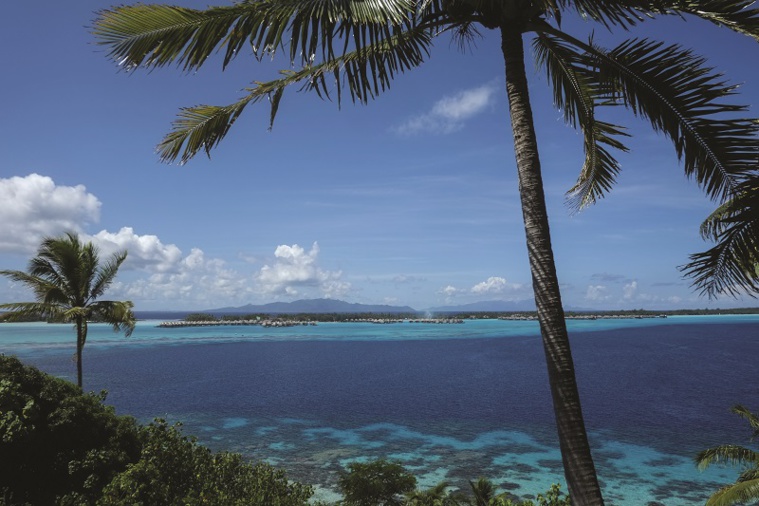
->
[[0, 355, 140, 505], [0, 355, 311, 505]]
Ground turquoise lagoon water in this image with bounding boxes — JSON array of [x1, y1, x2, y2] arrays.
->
[[2, 315, 758, 504]]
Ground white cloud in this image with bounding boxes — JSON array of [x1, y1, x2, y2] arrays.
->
[[437, 285, 460, 304], [441, 285, 459, 297], [393, 83, 497, 135], [623, 280, 638, 300], [471, 276, 526, 297], [585, 285, 610, 301], [256, 242, 350, 298], [0, 174, 101, 253], [119, 253, 250, 309], [470, 276, 504, 294], [84, 227, 183, 273]]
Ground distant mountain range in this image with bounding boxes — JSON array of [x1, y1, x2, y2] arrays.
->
[[207, 298, 416, 314], [426, 299, 537, 313], [204, 298, 545, 314]]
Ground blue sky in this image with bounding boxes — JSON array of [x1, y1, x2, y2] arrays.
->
[[1, 1, 758, 311]]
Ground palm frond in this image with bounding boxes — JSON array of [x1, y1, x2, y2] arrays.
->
[[533, 33, 630, 211], [89, 301, 136, 337], [681, 180, 759, 297], [732, 405, 759, 437], [93, 0, 418, 73], [91, 250, 128, 301], [585, 36, 759, 202], [0, 302, 64, 322], [0, 268, 67, 307], [562, 0, 654, 29], [706, 477, 759, 506], [32, 233, 92, 304], [738, 467, 759, 482], [662, 1, 759, 41], [697, 444, 759, 470], [158, 25, 432, 163], [159, 98, 256, 164]]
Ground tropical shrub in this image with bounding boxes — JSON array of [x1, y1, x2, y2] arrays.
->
[[0, 355, 141, 505], [339, 459, 417, 506], [697, 405, 759, 506], [0, 355, 312, 506], [99, 419, 313, 505]]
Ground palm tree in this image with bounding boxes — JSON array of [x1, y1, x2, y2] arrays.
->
[[469, 477, 499, 506], [92, 2, 759, 503], [0, 232, 136, 388], [406, 481, 460, 505], [697, 405, 759, 506]]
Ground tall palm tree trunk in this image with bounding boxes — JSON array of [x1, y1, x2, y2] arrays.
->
[[500, 25, 604, 506], [76, 317, 84, 388]]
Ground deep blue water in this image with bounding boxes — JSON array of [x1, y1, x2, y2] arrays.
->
[[2, 317, 757, 504]]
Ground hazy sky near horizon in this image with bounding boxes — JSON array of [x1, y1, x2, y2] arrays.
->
[[2, 1, 759, 311]]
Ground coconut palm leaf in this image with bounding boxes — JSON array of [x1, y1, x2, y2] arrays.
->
[[468, 476, 496, 506], [156, 25, 433, 163], [705, 477, 759, 506], [93, 0, 419, 73], [89, 300, 136, 337], [561, 0, 653, 28], [660, 0, 759, 41], [541, 27, 759, 203], [533, 32, 630, 210], [698, 405, 759, 506], [597, 38, 759, 201], [91, 251, 128, 301], [732, 404, 759, 437], [0, 302, 63, 322], [697, 444, 759, 470], [683, 181, 759, 297]]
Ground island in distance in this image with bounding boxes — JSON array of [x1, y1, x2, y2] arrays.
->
[[133, 298, 543, 321], [208, 298, 538, 314], [208, 298, 417, 314]]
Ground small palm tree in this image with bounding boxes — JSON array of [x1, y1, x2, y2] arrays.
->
[[406, 481, 461, 505], [697, 405, 759, 506], [0, 232, 136, 388], [469, 477, 498, 506]]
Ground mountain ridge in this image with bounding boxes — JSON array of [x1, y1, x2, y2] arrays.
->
[[207, 298, 548, 314], [207, 298, 416, 314]]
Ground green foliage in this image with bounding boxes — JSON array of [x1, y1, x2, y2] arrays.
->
[[463, 479, 570, 506], [0, 355, 141, 505], [339, 459, 417, 506], [697, 405, 759, 506], [405, 481, 461, 505], [0, 355, 312, 506], [185, 312, 219, 322], [99, 419, 312, 505]]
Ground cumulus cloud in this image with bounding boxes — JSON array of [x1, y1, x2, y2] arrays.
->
[[623, 280, 638, 300], [393, 83, 497, 135], [471, 277, 504, 294], [585, 285, 610, 301], [256, 242, 350, 298], [0, 174, 101, 253], [440, 285, 459, 297], [119, 249, 250, 309], [82, 228, 257, 308], [83, 227, 183, 273], [438, 276, 527, 304]]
